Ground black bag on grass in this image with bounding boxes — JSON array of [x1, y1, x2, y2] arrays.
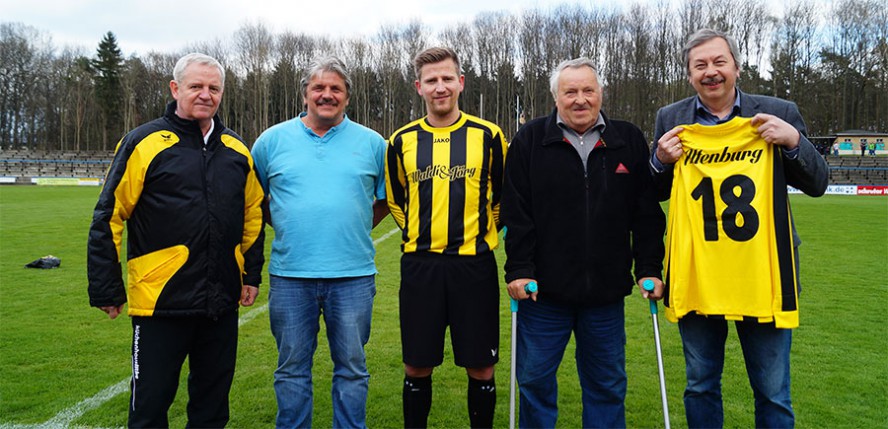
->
[[25, 255, 61, 269]]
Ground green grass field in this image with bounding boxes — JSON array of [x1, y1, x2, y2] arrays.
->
[[0, 186, 886, 428]]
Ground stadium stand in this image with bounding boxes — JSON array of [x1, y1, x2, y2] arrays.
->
[[0, 149, 114, 184], [825, 155, 888, 185], [1, 150, 885, 186]]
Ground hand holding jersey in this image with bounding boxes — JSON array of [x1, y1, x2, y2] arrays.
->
[[655, 126, 685, 165], [749, 113, 801, 149], [657, 113, 800, 166]]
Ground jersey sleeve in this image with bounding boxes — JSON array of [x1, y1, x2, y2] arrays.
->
[[385, 135, 408, 230], [87, 136, 141, 308]]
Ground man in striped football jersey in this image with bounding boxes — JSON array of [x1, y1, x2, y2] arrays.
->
[[386, 46, 508, 429]]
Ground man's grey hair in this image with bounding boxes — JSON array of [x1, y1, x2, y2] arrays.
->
[[173, 53, 225, 88], [549, 57, 599, 100], [682, 28, 743, 75], [301, 56, 352, 97]]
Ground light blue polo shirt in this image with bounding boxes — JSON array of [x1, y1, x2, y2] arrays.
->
[[251, 113, 387, 278]]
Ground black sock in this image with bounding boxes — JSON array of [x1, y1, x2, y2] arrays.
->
[[467, 376, 496, 429], [403, 375, 432, 428]]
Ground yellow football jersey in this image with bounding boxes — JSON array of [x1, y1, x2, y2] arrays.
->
[[664, 116, 799, 328], [386, 113, 507, 255]]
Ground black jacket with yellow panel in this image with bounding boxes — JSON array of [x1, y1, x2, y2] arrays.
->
[[87, 102, 265, 318]]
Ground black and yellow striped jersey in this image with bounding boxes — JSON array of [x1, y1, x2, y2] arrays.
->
[[664, 117, 798, 328], [386, 112, 507, 255]]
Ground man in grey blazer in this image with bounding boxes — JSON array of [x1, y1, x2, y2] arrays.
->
[[648, 28, 828, 428]]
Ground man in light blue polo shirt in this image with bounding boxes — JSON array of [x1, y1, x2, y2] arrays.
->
[[251, 56, 388, 429]]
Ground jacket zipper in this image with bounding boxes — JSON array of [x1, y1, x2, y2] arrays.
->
[[202, 145, 214, 317], [600, 142, 608, 193], [586, 143, 607, 294], [584, 167, 592, 293]]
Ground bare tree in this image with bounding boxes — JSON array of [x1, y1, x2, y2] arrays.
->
[[399, 21, 428, 125], [550, 4, 593, 60], [516, 9, 549, 121], [650, 0, 686, 106], [269, 31, 302, 126], [234, 21, 274, 142], [678, 0, 708, 43], [439, 22, 479, 120], [771, 0, 819, 100], [823, 0, 884, 130], [472, 12, 515, 126], [1, 23, 40, 148], [373, 22, 427, 135], [3, 0, 885, 152], [873, 1, 888, 131], [375, 25, 405, 135], [732, 0, 775, 70], [340, 37, 377, 128]]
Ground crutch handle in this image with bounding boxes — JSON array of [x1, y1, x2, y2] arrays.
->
[[510, 281, 538, 312], [642, 279, 658, 315]]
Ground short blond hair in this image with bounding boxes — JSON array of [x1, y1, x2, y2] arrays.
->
[[413, 47, 461, 80]]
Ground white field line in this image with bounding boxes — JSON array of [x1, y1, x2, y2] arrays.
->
[[1, 227, 400, 429], [373, 227, 400, 246]]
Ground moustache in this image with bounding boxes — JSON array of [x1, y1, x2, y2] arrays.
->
[[702, 77, 724, 85]]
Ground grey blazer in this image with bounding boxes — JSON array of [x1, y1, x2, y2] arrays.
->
[[652, 90, 829, 261]]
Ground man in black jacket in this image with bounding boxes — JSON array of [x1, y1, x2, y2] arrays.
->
[[87, 53, 265, 428], [501, 57, 665, 428]]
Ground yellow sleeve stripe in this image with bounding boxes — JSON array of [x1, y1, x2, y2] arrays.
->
[[221, 134, 264, 255], [111, 131, 180, 260], [385, 140, 408, 231]]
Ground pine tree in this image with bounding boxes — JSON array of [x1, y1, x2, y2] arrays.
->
[[92, 31, 123, 150]]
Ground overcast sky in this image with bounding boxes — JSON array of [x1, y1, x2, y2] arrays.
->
[[1, 0, 614, 56]]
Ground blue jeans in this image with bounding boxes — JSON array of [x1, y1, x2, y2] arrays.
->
[[269, 275, 376, 429], [679, 314, 794, 428], [516, 299, 626, 429]]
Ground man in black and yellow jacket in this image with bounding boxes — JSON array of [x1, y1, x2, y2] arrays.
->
[[87, 53, 264, 428]]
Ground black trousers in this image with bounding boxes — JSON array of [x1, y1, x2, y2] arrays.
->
[[128, 311, 238, 428]]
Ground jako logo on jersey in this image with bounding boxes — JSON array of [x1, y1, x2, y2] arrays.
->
[[684, 146, 763, 165], [434, 137, 450, 143], [407, 164, 477, 183]]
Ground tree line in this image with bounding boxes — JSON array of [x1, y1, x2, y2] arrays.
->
[[1, 0, 885, 152]]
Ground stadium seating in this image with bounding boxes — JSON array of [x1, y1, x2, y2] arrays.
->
[[1, 150, 885, 186], [824, 155, 888, 185], [0, 149, 114, 182]]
